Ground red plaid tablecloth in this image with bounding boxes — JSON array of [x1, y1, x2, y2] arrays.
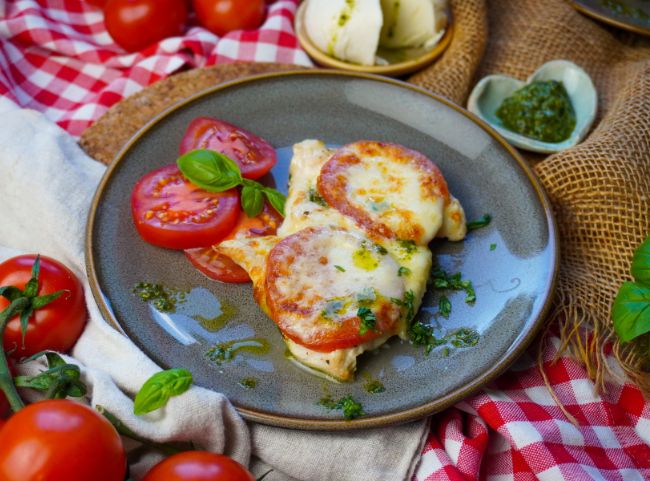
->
[[1, 2, 649, 480]]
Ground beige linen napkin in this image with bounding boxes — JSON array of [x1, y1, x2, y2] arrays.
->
[[0, 105, 429, 481]]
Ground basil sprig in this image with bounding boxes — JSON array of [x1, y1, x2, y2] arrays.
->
[[177, 149, 286, 217], [612, 235, 650, 346], [133, 368, 193, 415]]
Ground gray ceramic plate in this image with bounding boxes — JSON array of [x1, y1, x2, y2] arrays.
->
[[86, 71, 558, 430], [568, 0, 650, 36]]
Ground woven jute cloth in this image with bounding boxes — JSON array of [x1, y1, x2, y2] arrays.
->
[[411, 0, 650, 394]]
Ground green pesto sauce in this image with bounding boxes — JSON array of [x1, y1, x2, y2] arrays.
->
[[319, 394, 364, 420], [239, 377, 258, 389], [192, 300, 236, 332], [133, 282, 186, 312], [364, 379, 386, 394], [205, 338, 270, 365], [329, 0, 356, 55], [600, 0, 649, 20], [496, 80, 576, 143]]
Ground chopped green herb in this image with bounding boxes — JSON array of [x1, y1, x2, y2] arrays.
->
[[334, 265, 346, 272], [490, 243, 497, 251], [467, 214, 492, 231], [449, 328, 480, 348], [439, 295, 452, 318], [408, 322, 480, 355], [398, 266, 411, 277], [375, 244, 388, 255], [391, 290, 415, 320], [357, 307, 377, 335], [407, 321, 445, 354], [430, 268, 476, 304], [319, 395, 364, 420], [363, 379, 386, 394], [308, 187, 328, 207]]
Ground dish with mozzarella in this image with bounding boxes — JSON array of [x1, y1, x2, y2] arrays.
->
[[219, 139, 466, 381]]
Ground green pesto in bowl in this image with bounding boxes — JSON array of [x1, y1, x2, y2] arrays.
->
[[496, 80, 576, 143]]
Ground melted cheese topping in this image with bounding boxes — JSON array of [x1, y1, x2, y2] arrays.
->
[[219, 139, 465, 381]]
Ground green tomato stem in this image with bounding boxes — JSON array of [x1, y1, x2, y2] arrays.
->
[[97, 405, 193, 456], [0, 297, 29, 412]]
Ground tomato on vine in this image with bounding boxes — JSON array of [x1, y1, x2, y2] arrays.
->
[[0, 255, 86, 359]]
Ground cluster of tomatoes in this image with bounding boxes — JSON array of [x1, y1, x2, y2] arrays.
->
[[87, 0, 269, 52], [131, 117, 282, 283], [0, 255, 254, 480]]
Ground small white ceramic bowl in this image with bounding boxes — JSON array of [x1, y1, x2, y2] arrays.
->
[[467, 60, 597, 153]]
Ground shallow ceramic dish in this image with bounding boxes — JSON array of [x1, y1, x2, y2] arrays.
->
[[467, 60, 597, 154], [86, 70, 558, 430], [568, 0, 650, 36], [294, 2, 452, 77]]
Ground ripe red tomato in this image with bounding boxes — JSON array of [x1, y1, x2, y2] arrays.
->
[[104, 0, 187, 52], [192, 0, 265, 37], [87, 0, 108, 7], [0, 399, 126, 481], [142, 451, 254, 481], [185, 202, 282, 283], [179, 117, 276, 180], [0, 255, 86, 359], [131, 164, 241, 249]]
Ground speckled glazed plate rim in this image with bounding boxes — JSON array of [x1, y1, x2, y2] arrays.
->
[[294, 2, 453, 77], [567, 0, 650, 36], [85, 70, 559, 430]]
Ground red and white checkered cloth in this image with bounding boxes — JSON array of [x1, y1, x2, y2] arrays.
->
[[0, 0, 311, 136], [1, 2, 649, 480]]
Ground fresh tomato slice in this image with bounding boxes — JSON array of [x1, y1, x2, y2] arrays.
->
[[179, 117, 277, 180], [131, 164, 240, 250], [185, 202, 282, 283]]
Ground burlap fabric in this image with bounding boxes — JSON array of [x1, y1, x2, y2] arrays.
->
[[411, 0, 650, 394]]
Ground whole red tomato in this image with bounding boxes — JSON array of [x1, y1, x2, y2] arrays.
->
[[104, 0, 187, 52], [0, 399, 126, 481], [0, 255, 86, 359], [192, 0, 265, 37], [142, 451, 254, 481]]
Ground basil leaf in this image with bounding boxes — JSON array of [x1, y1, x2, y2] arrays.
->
[[177, 150, 242, 192], [241, 185, 264, 218], [134, 368, 193, 415], [631, 236, 650, 286], [612, 281, 650, 342], [263, 188, 286, 217]]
